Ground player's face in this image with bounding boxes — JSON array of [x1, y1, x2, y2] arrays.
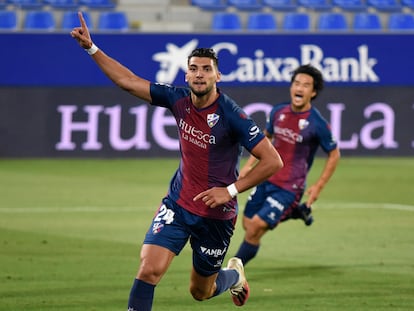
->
[[290, 73, 316, 112], [186, 57, 220, 97]]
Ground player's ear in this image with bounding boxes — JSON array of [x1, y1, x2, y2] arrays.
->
[[216, 71, 221, 82]]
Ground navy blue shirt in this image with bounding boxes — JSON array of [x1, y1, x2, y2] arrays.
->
[[150, 83, 265, 220], [266, 103, 337, 194]]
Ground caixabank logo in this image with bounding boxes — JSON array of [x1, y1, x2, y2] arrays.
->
[[151, 39, 379, 84]]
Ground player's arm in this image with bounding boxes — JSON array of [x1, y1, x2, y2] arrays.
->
[[238, 129, 273, 179], [193, 137, 283, 208], [305, 147, 340, 206], [236, 136, 283, 193], [70, 12, 151, 102]]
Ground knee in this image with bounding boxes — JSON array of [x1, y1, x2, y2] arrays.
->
[[189, 285, 211, 301], [137, 260, 163, 285]]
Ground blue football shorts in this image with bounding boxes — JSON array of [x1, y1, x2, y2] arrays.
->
[[244, 181, 300, 229], [144, 197, 236, 276]]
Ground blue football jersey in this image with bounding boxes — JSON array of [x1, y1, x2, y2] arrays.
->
[[150, 83, 265, 220], [266, 103, 337, 194]]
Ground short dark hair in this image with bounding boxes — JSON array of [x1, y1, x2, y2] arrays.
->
[[291, 64, 324, 100], [188, 48, 219, 68]]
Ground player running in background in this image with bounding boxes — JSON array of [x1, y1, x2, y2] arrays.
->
[[234, 64, 340, 266], [70, 12, 283, 311]]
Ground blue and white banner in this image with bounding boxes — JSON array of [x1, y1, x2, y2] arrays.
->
[[1, 33, 414, 86]]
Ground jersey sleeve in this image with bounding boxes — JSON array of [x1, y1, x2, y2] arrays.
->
[[226, 99, 265, 153], [266, 103, 288, 135], [150, 83, 189, 109], [314, 110, 338, 153]]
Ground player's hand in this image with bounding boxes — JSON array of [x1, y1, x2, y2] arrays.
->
[[304, 183, 322, 206], [70, 12, 93, 49], [193, 187, 232, 208]]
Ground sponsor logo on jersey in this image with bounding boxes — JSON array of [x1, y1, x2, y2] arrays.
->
[[274, 126, 303, 144], [248, 125, 260, 141], [200, 246, 227, 257]]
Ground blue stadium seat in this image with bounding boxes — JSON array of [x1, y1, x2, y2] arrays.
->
[[24, 10, 56, 31], [401, 0, 414, 9], [61, 11, 93, 30], [247, 12, 277, 31], [79, 0, 115, 10], [191, 0, 228, 10], [388, 13, 414, 31], [7, 0, 44, 10], [98, 11, 129, 31], [352, 12, 382, 31], [263, 0, 297, 11], [283, 12, 311, 31], [211, 12, 242, 31], [228, 0, 263, 10], [333, 0, 367, 11], [44, 0, 79, 10], [0, 10, 18, 30], [317, 12, 348, 31], [298, 0, 333, 10], [367, 0, 402, 12]]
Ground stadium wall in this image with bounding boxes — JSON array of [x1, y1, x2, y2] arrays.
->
[[1, 33, 413, 157]]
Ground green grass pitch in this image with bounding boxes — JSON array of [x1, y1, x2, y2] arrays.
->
[[0, 157, 413, 311]]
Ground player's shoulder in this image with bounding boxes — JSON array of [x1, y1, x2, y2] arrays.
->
[[270, 101, 290, 114], [309, 105, 328, 121], [151, 82, 190, 97]]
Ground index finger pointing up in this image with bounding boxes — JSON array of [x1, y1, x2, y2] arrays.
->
[[78, 11, 87, 29]]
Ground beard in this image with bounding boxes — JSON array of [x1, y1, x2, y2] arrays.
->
[[189, 84, 214, 97]]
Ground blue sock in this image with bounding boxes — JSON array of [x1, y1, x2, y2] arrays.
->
[[235, 240, 260, 265], [213, 269, 239, 297], [128, 279, 155, 311]]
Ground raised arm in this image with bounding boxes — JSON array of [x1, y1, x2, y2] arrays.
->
[[70, 12, 151, 102]]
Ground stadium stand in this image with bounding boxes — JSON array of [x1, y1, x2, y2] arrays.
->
[[7, 0, 44, 10], [0, 9, 18, 30], [246, 12, 277, 30], [191, 0, 228, 10], [317, 12, 349, 30], [24, 10, 56, 30], [97, 11, 129, 31], [333, 0, 367, 11], [401, 0, 414, 9], [263, 0, 297, 11], [1, 0, 413, 33], [352, 12, 382, 30], [61, 10, 92, 29], [297, 0, 333, 11], [211, 11, 242, 30], [228, 0, 263, 10], [45, 0, 79, 10], [282, 12, 312, 30], [388, 12, 414, 30], [367, 0, 402, 12], [78, 0, 116, 10]]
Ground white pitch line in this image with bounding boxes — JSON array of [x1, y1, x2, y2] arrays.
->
[[316, 202, 414, 212], [0, 206, 141, 213]]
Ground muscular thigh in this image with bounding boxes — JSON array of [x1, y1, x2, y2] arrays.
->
[[143, 197, 190, 255], [190, 216, 235, 277]]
